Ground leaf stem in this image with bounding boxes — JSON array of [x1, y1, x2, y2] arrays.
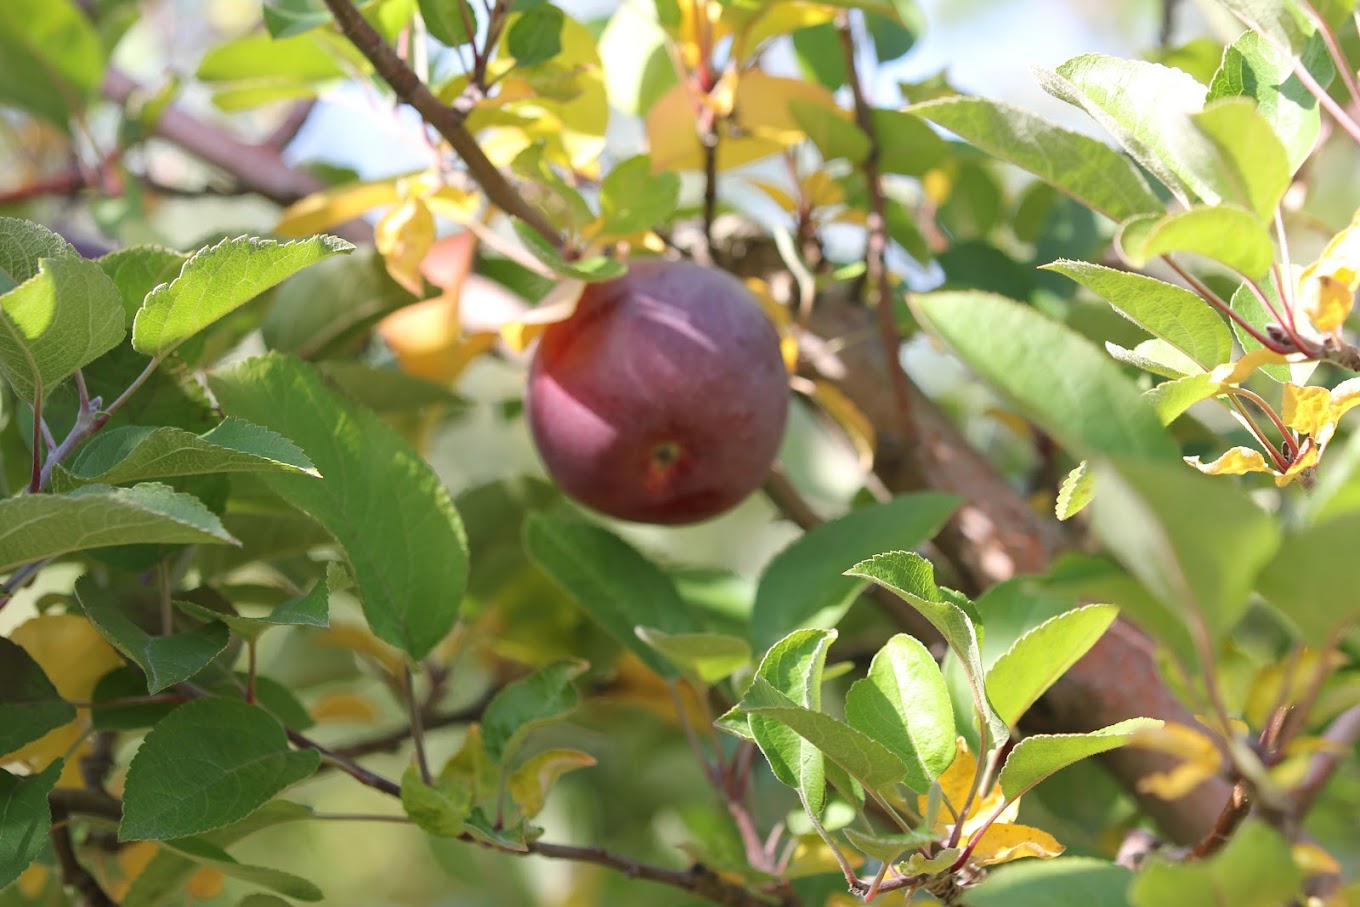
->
[[404, 662, 433, 786], [1163, 258, 1291, 352], [1299, 0, 1360, 120], [28, 389, 43, 493]]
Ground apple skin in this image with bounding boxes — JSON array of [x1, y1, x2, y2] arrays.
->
[[526, 258, 790, 525]]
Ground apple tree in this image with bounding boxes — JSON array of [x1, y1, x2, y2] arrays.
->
[[2, 0, 1360, 904]]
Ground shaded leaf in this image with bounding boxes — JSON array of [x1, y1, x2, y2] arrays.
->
[[482, 660, 585, 763], [1129, 820, 1301, 907], [208, 354, 467, 661], [0, 483, 237, 574], [1256, 511, 1360, 643], [523, 514, 699, 678], [0, 636, 75, 755], [120, 698, 320, 840], [178, 571, 330, 640], [0, 762, 61, 890], [966, 856, 1132, 907], [96, 246, 190, 326], [66, 418, 317, 485], [159, 837, 323, 901]]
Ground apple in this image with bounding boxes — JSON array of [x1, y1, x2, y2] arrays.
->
[[526, 259, 789, 524]]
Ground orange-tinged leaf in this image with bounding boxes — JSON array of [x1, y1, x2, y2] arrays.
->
[[378, 297, 497, 384], [420, 232, 477, 295], [780, 335, 799, 374], [186, 867, 226, 899], [16, 863, 47, 898], [969, 823, 1065, 866], [310, 690, 382, 724], [738, 72, 846, 146], [376, 197, 436, 296], [507, 748, 596, 818], [1184, 446, 1272, 477], [275, 177, 404, 237], [111, 841, 160, 900], [1282, 383, 1333, 437]]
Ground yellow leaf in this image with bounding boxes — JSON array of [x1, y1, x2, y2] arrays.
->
[[507, 748, 596, 818], [785, 834, 863, 878], [802, 378, 876, 470], [310, 691, 381, 724], [1293, 842, 1342, 876], [675, 0, 728, 68], [110, 841, 160, 900], [375, 197, 436, 296], [969, 823, 1065, 867], [1209, 348, 1292, 385], [500, 279, 587, 352], [647, 84, 780, 172], [1129, 722, 1223, 799], [378, 295, 498, 385], [275, 177, 404, 237], [738, 72, 846, 146], [4, 614, 123, 786], [919, 738, 978, 833], [186, 867, 226, 899], [780, 335, 800, 374], [1275, 439, 1321, 487], [16, 863, 47, 898], [1184, 447, 1272, 477], [745, 178, 799, 214], [1300, 268, 1355, 334], [733, 2, 837, 59], [801, 170, 844, 209], [1246, 648, 1342, 728], [315, 624, 403, 676], [1282, 383, 1333, 437], [425, 184, 482, 223]]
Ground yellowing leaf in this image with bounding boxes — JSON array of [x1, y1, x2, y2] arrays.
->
[[1129, 721, 1223, 799], [1245, 647, 1343, 728], [675, 0, 728, 68], [1282, 383, 1333, 437], [507, 748, 596, 818], [376, 197, 436, 296], [425, 184, 483, 223], [16, 864, 47, 898], [802, 170, 844, 209], [1184, 446, 1272, 476], [784, 834, 863, 878], [378, 296, 497, 384], [275, 177, 404, 237], [802, 378, 876, 470], [1293, 842, 1342, 876], [1300, 267, 1355, 334], [746, 178, 799, 213], [186, 867, 226, 899], [970, 823, 1065, 866], [500, 279, 586, 352], [4, 614, 123, 786], [315, 624, 403, 676], [733, 2, 837, 59], [310, 691, 381, 724], [1209, 348, 1292, 385], [110, 840, 160, 900]]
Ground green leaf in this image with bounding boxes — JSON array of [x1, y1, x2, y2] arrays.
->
[[237, 897, 296, 907], [481, 660, 585, 763], [1191, 98, 1291, 220], [635, 628, 751, 685], [120, 697, 320, 841], [871, 109, 948, 176], [1039, 54, 1210, 205], [907, 96, 1162, 221], [790, 98, 868, 163], [506, 5, 564, 66], [159, 837, 323, 901], [1129, 820, 1301, 907], [0, 483, 238, 574], [74, 576, 230, 694], [196, 30, 360, 84], [750, 493, 957, 651], [1144, 373, 1223, 424], [1256, 512, 1360, 643], [66, 418, 317, 485], [1041, 260, 1231, 368], [420, 0, 477, 45], [0, 0, 104, 125], [1208, 29, 1334, 175], [1055, 460, 1094, 520], [0, 636, 75, 754], [842, 828, 935, 863], [1105, 338, 1200, 379], [747, 629, 836, 814], [260, 247, 414, 356], [1214, 0, 1313, 54], [177, 571, 330, 640], [844, 633, 954, 792], [966, 856, 1133, 907], [986, 604, 1119, 728], [740, 677, 912, 790], [1090, 457, 1280, 641], [97, 245, 190, 327], [133, 235, 353, 359], [401, 763, 473, 837], [598, 155, 681, 236], [845, 552, 1006, 750], [522, 514, 699, 678], [208, 354, 468, 661], [262, 0, 333, 37], [791, 24, 847, 92], [512, 220, 626, 281], [0, 218, 77, 292], [912, 291, 1177, 461], [998, 718, 1161, 799], [1230, 279, 1305, 384], [0, 251, 124, 402], [1117, 206, 1275, 279], [315, 361, 464, 412], [463, 806, 529, 851], [0, 761, 61, 890]]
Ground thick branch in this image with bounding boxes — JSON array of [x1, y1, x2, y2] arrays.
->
[[319, 0, 561, 246]]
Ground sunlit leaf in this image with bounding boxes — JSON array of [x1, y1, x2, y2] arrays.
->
[[997, 718, 1162, 799], [986, 604, 1119, 728], [1117, 206, 1275, 278]]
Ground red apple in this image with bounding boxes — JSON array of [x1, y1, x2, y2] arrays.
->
[[526, 259, 789, 525]]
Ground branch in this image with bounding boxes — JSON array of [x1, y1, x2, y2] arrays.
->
[[1294, 702, 1360, 819], [332, 696, 493, 759], [319, 0, 562, 247], [49, 802, 119, 907]]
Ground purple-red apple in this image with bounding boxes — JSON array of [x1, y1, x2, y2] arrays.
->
[[526, 259, 789, 525]]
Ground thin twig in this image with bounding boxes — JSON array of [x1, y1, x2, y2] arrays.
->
[[404, 663, 433, 785], [331, 696, 493, 759], [49, 806, 119, 907], [319, 0, 561, 246]]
